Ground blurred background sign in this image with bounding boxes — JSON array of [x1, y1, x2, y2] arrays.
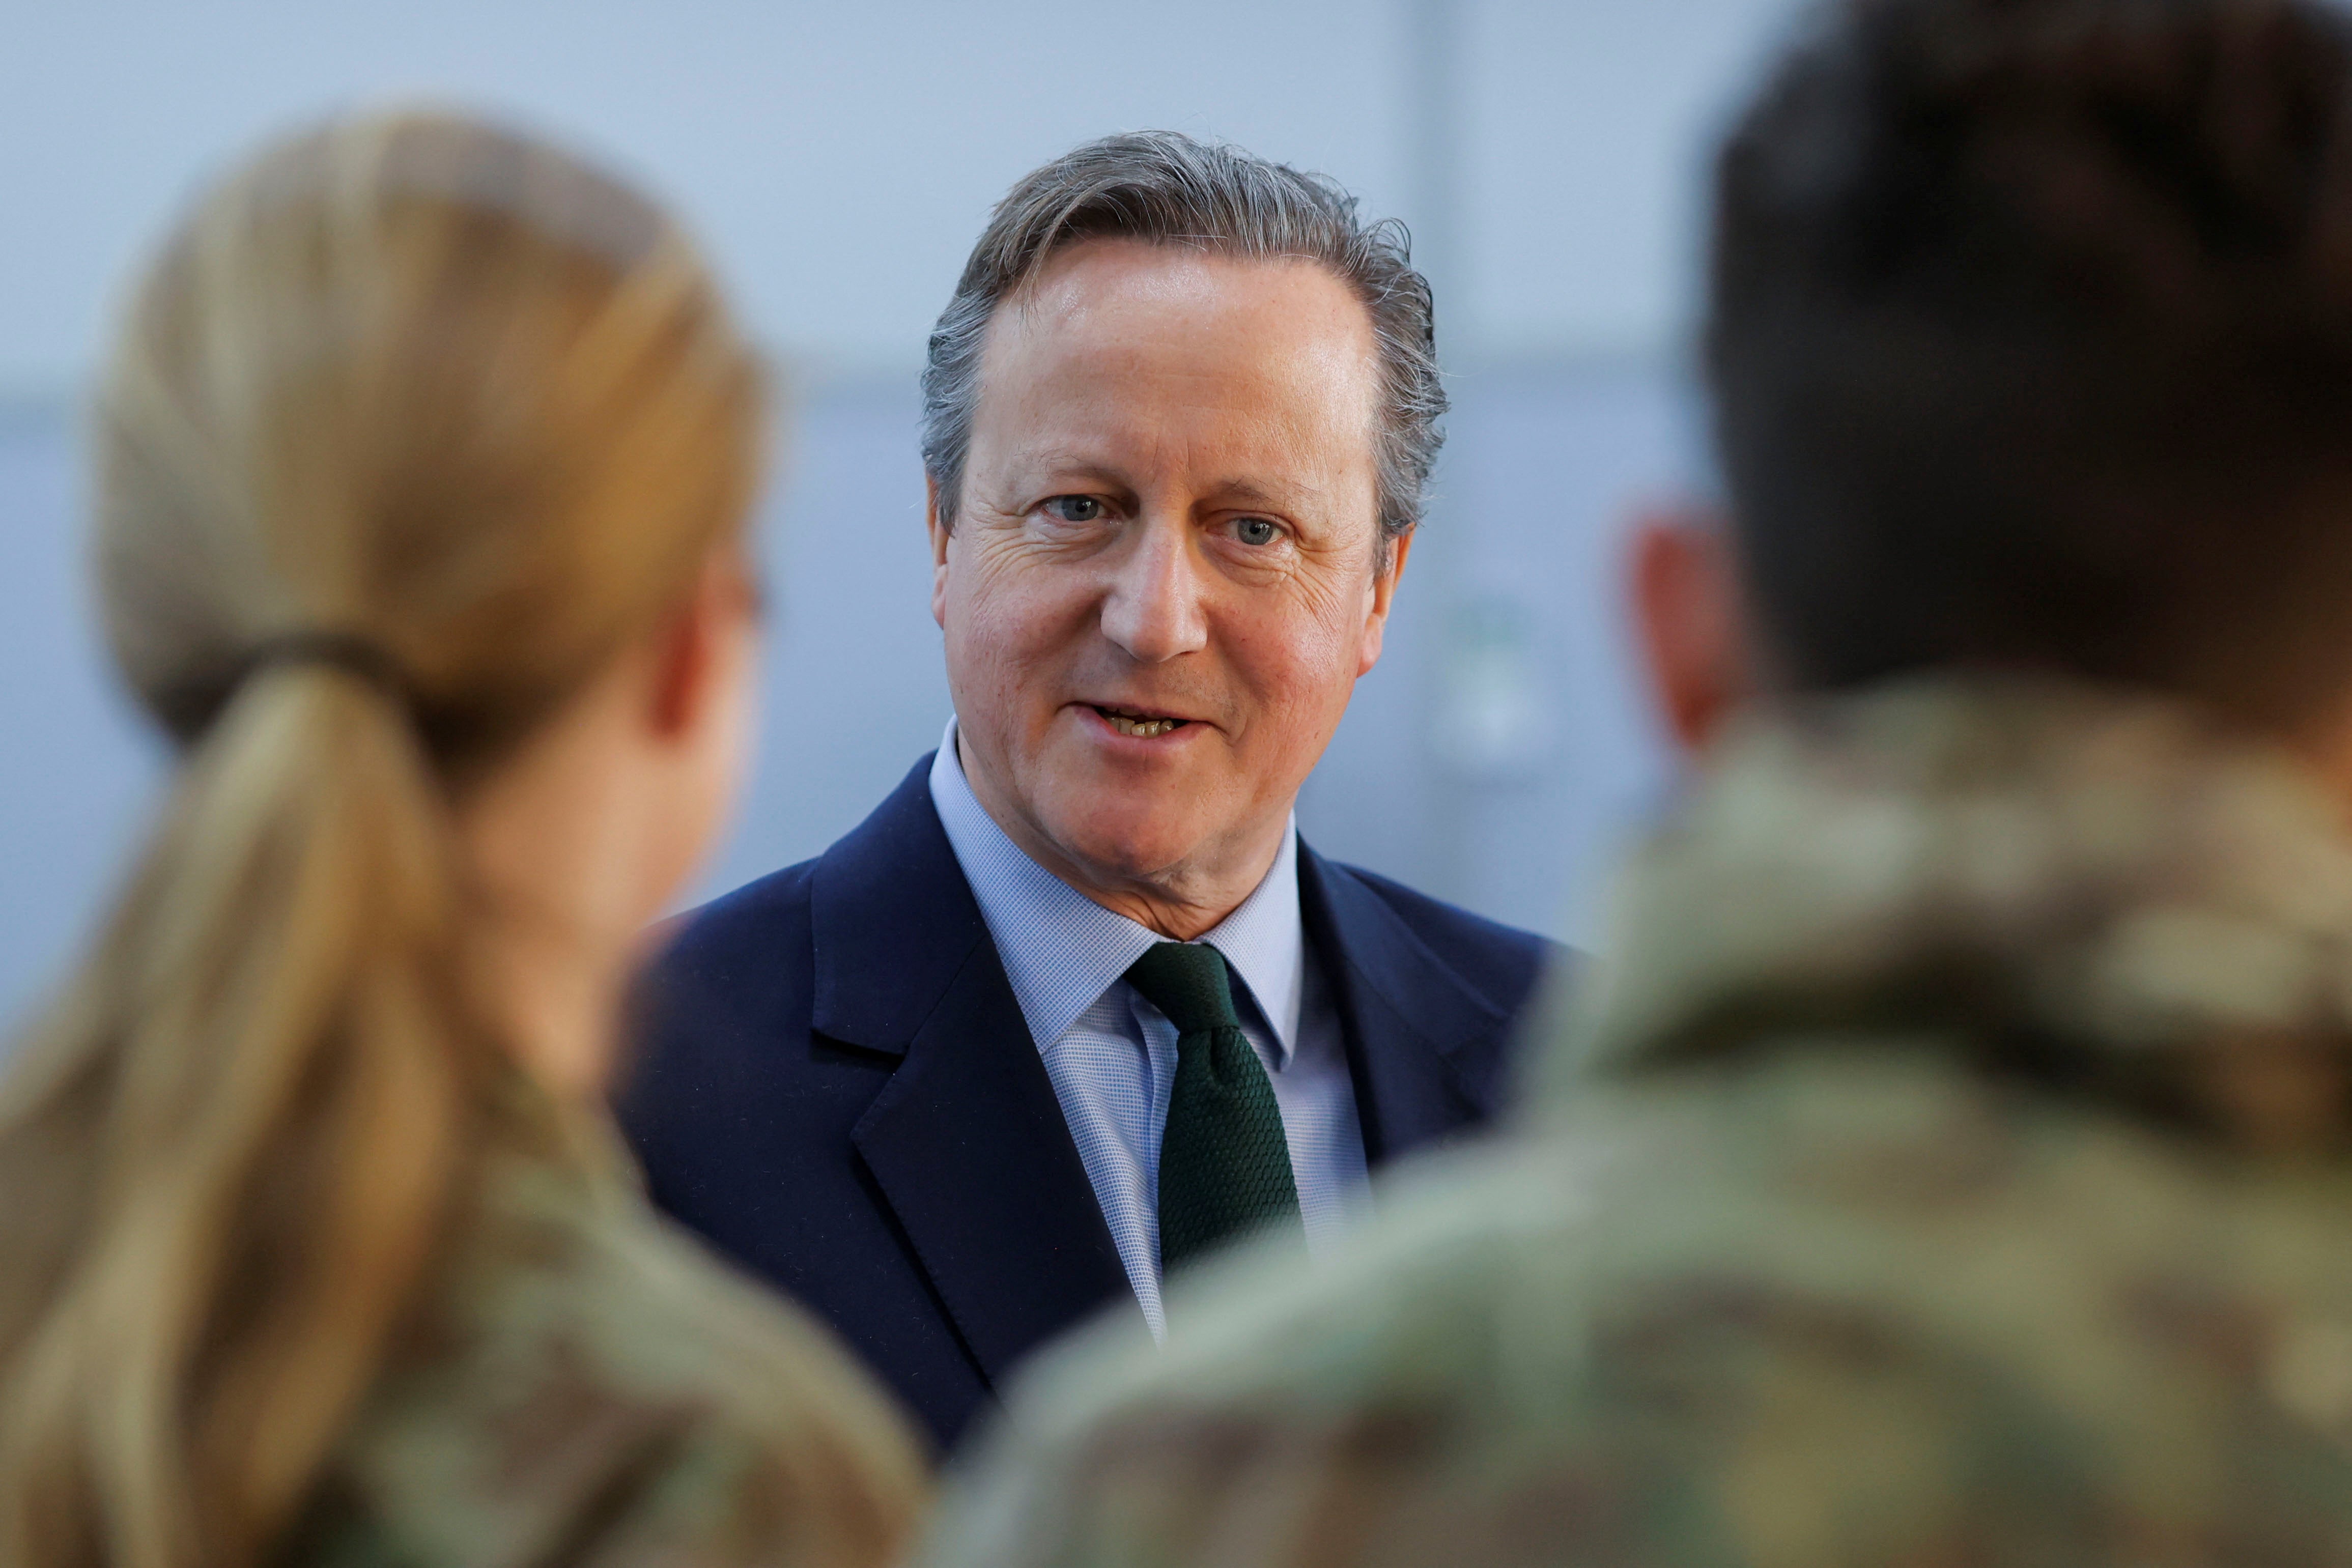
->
[[0, 0, 1793, 1031]]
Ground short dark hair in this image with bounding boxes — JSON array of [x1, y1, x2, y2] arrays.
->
[[1710, 0, 2352, 731], [921, 131, 1443, 552]]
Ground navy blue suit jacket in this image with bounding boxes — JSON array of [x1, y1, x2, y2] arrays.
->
[[618, 757, 1559, 1451]]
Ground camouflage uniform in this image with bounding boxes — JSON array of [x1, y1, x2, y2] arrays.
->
[[920, 677, 2352, 1567], [293, 1109, 927, 1567]]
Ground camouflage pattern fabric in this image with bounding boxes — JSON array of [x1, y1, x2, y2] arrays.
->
[[918, 676, 2352, 1567], [293, 1110, 928, 1567]]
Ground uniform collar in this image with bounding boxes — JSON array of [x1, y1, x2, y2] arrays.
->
[[927, 718, 1305, 1062], [1547, 674, 2352, 1149]]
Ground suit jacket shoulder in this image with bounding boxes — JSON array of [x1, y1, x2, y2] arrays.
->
[[1312, 857, 1560, 1015], [642, 856, 820, 1028]]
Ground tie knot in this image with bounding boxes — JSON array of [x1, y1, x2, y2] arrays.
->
[[1124, 942, 1242, 1035]]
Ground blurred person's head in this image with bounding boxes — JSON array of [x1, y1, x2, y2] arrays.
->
[[920, 132, 1438, 937], [0, 111, 764, 1567], [1638, 0, 2352, 775]]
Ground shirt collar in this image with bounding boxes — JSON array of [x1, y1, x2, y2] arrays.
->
[[927, 718, 1305, 1065]]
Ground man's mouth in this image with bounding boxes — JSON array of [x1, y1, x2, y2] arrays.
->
[[1091, 704, 1192, 738]]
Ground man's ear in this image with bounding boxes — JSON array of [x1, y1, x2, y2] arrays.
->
[[927, 474, 953, 631], [1357, 528, 1414, 677], [1629, 506, 1750, 759]]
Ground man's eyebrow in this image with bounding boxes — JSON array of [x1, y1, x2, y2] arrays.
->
[[1212, 477, 1320, 510], [983, 460, 1327, 512], [1000, 451, 1132, 489]]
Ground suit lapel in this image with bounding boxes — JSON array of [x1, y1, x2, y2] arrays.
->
[[849, 940, 1139, 1379], [811, 759, 1134, 1386], [1298, 843, 1514, 1163]]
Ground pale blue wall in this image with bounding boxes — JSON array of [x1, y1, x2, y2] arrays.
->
[[0, 0, 1801, 387]]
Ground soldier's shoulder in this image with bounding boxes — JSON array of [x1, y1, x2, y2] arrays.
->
[[929, 1058, 2352, 1566], [312, 1150, 924, 1568]]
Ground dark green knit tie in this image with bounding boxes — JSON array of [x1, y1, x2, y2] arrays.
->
[[1126, 941, 1301, 1272]]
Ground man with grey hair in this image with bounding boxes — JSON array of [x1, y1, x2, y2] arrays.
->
[[619, 131, 1558, 1449]]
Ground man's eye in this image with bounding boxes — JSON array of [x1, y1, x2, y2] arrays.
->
[[1235, 517, 1281, 547], [1043, 496, 1104, 523]]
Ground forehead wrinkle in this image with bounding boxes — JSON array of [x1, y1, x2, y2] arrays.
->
[[1001, 253, 1375, 397], [1137, 349, 1382, 480], [1000, 445, 1129, 480]]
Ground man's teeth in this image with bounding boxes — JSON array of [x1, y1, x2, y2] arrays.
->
[[1101, 709, 1185, 737]]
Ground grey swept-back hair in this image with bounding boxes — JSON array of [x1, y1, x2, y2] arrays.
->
[[921, 130, 1444, 554]]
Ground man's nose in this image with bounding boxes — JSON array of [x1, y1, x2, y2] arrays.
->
[[1099, 519, 1209, 664]]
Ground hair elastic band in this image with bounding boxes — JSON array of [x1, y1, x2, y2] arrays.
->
[[235, 630, 409, 701]]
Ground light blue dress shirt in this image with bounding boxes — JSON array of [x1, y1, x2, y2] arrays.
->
[[927, 721, 1370, 1339]]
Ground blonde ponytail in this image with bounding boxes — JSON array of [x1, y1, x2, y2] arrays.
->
[[0, 112, 763, 1568], [1, 666, 475, 1564]]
